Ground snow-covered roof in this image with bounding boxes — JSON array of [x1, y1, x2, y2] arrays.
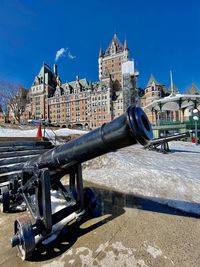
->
[[145, 94, 200, 111]]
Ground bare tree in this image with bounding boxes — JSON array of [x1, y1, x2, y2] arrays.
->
[[0, 80, 27, 123]]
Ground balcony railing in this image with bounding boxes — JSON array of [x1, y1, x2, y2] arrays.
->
[[153, 116, 200, 126]]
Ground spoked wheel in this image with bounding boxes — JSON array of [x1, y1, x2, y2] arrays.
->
[[83, 187, 97, 217], [12, 215, 35, 260], [1, 186, 10, 213]]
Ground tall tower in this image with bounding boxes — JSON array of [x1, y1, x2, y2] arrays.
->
[[122, 60, 139, 111], [98, 33, 129, 91]]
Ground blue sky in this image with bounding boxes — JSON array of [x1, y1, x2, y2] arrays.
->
[[0, 0, 200, 92]]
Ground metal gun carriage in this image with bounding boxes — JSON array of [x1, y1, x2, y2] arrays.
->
[[145, 132, 190, 153], [0, 106, 152, 260]]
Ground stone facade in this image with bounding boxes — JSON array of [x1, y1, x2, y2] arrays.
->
[[30, 69, 113, 130], [98, 33, 129, 91], [99, 34, 128, 120], [140, 74, 169, 123], [47, 78, 113, 130]]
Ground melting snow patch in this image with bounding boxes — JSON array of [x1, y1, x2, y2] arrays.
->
[[53, 242, 148, 267], [95, 241, 109, 253], [68, 259, 75, 265], [112, 241, 135, 254], [66, 249, 73, 256], [43, 259, 65, 267], [146, 245, 162, 258]]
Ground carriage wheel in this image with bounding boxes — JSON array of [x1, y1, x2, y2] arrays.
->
[[13, 215, 35, 260]]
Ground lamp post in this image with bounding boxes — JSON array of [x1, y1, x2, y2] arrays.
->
[[40, 113, 45, 138], [193, 109, 199, 145]]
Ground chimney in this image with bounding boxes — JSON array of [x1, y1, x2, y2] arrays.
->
[[53, 64, 57, 77]]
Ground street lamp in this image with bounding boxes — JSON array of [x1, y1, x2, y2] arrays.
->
[[193, 109, 199, 145]]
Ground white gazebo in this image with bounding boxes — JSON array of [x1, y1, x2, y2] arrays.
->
[[144, 94, 200, 125]]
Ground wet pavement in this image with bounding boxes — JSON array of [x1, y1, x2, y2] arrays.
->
[[0, 181, 200, 267]]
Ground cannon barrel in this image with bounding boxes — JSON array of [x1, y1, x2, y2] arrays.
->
[[25, 106, 152, 180]]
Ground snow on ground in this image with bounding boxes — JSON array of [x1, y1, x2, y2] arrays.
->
[[0, 127, 87, 137], [0, 126, 200, 215], [83, 141, 200, 215]]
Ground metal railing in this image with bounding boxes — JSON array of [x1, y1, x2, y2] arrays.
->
[[42, 124, 66, 145], [155, 117, 200, 126]]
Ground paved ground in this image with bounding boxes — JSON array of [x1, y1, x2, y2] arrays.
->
[[0, 182, 200, 267]]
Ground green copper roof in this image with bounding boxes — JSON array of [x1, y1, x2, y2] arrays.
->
[[146, 74, 159, 87], [64, 78, 89, 88], [186, 83, 200, 95], [92, 80, 107, 88], [32, 62, 55, 86], [105, 33, 124, 55]]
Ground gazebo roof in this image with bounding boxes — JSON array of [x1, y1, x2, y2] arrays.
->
[[145, 94, 200, 111]]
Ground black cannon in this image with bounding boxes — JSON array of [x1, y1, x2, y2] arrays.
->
[[7, 106, 152, 260], [144, 132, 190, 153]]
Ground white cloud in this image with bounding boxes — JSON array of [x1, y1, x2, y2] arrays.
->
[[55, 48, 67, 62], [68, 51, 76, 60], [55, 48, 76, 62]]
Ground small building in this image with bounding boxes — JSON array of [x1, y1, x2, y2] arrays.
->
[[140, 74, 168, 123], [144, 94, 200, 138]]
